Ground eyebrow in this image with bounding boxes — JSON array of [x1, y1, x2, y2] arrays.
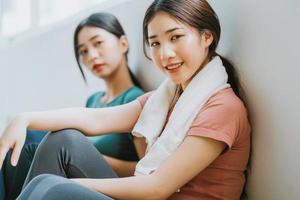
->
[[148, 27, 184, 40], [77, 35, 101, 49]]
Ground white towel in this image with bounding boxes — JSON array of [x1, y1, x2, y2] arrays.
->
[[132, 56, 230, 175]]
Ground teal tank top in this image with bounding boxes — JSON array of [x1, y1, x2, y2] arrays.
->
[[86, 86, 144, 161]]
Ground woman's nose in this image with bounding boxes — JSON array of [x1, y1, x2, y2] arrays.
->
[[88, 48, 99, 62], [160, 44, 176, 66]]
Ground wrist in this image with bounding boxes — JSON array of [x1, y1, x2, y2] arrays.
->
[[14, 113, 30, 128]]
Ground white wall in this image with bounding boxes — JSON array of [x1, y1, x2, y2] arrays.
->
[[0, 0, 161, 132], [1, 0, 299, 199], [209, 0, 300, 199]]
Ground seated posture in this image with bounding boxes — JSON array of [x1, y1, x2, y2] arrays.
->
[[0, 0, 250, 199], [2, 12, 143, 200]]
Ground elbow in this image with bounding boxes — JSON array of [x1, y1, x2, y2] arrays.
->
[[151, 187, 171, 200], [148, 187, 174, 200], [144, 189, 166, 200], [146, 176, 174, 200]]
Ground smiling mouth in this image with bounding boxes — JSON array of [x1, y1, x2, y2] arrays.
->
[[165, 62, 183, 71]]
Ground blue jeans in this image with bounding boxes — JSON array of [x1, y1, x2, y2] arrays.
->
[[0, 169, 5, 200]]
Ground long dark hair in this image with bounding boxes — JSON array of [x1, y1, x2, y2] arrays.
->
[[142, 0, 242, 98], [73, 12, 141, 87], [143, 1, 249, 198]]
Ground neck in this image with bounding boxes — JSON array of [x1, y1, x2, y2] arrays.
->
[[103, 59, 134, 103], [181, 55, 210, 90]]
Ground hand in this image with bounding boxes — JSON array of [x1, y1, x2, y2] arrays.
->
[[0, 115, 27, 169]]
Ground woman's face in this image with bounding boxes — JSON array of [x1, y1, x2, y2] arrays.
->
[[147, 12, 213, 89], [77, 26, 128, 79]]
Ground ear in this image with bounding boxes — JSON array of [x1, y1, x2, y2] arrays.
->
[[119, 35, 129, 54], [201, 31, 214, 48]]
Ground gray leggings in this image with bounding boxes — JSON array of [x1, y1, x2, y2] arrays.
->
[[18, 129, 118, 200], [18, 174, 113, 200]]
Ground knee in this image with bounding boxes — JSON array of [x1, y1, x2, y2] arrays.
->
[[50, 129, 85, 141], [26, 174, 67, 188], [30, 174, 53, 183], [21, 174, 66, 200], [22, 174, 55, 191], [33, 129, 88, 158], [40, 129, 86, 149]]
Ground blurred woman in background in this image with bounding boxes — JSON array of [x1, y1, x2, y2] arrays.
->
[[2, 12, 144, 200]]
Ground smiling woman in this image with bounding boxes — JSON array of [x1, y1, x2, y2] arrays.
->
[[146, 11, 212, 89], [0, 1, 250, 200]]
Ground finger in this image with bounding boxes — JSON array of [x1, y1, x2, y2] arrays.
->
[[11, 141, 23, 167], [0, 144, 9, 169]]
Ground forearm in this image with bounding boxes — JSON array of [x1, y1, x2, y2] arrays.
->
[[16, 107, 106, 135], [73, 175, 168, 200], [11, 100, 141, 137]]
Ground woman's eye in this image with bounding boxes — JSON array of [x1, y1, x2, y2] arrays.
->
[[150, 42, 159, 47], [95, 41, 103, 47], [79, 49, 88, 56], [171, 35, 182, 41]]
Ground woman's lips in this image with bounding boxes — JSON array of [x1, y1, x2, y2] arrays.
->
[[165, 62, 183, 73], [93, 64, 104, 72]]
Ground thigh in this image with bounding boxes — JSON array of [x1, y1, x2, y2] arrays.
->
[[18, 174, 114, 200], [24, 129, 118, 186]]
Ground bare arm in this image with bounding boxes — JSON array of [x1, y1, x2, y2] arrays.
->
[[72, 136, 226, 200], [23, 100, 142, 135], [0, 100, 142, 168]]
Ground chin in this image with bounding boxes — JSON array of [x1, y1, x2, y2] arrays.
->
[[92, 73, 104, 79], [93, 71, 110, 79]]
